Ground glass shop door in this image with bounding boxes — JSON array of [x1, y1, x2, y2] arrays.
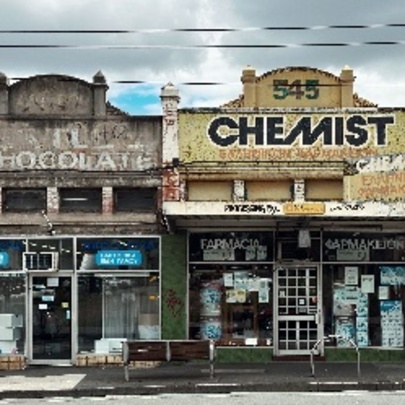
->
[[273, 264, 323, 356], [29, 275, 72, 364]]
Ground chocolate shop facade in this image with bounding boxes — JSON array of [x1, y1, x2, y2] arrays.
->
[[161, 66, 405, 361], [0, 72, 165, 367]]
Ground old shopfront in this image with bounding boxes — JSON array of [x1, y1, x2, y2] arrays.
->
[[0, 72, 162, 366], [161, 66, 405, 360]]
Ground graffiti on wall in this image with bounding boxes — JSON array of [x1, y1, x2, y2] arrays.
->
[[164, 289, 184, 318]]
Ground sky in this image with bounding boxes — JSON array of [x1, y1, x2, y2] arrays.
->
[[1, 0, 405, 115]]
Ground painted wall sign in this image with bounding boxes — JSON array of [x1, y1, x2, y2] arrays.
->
[[346, 170, 405, 201], [0, 122, 160, 171], [95, 250, 142, 267], [345, 153, 405, 201], [272, 79, 320, 100], [178, 112, 404, 163], [207, 115, 394, 147], [350, 153, 405, 174]]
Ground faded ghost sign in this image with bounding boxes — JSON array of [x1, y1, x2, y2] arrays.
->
[[0, 122, 158, 171]]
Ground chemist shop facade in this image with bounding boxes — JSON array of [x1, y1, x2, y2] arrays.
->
[[161, 66, 405, 361], [0, 235, 160, 365], [186, 229, 405, 359]]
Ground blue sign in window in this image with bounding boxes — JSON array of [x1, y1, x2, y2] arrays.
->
[[0, 252, 9, 267], [95, 250, 142, 267]]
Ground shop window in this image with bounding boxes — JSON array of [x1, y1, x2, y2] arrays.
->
[[59, 188, 102, 213], [78, 274, 160, 353], [0, 239, 25, 271], [276, 230, 321, 261], [113, 187, 156, 212], [305, 179, 343, 201], [323, 232, 405, 348], [27, 238, 74, 271], [187, 182, 233, 201], [246, 181, 293, 201], [2, 188, 46, 213], [0, 275, 25, 354], [189, 264, 273, 345]]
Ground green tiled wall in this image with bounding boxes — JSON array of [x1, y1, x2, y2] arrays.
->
[[325, 348, 405, 362], [161, 233, 187, 339], [216, 348, 273, 363]]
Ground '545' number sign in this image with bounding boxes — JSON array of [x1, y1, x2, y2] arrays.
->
[[272, 79, 319, 100]]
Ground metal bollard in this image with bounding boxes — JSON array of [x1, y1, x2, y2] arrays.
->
[[310, 334, 361, 378]]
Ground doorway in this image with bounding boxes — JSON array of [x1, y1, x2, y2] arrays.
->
[[273, 264, 322, 356], [29, 274, 73, 364]]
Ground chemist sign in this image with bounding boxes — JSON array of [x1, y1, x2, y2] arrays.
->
[[95, 250, 142, 267]]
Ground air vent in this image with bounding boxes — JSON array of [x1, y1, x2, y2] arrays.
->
[[23, 252, 58, 271]]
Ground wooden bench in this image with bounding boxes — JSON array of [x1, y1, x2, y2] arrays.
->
[[122, 340, 215, 382]]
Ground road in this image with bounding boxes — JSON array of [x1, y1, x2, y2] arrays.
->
[[3, 392, 405, 405]]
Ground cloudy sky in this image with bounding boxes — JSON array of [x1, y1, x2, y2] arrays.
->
[[1, 0, 405, 114]]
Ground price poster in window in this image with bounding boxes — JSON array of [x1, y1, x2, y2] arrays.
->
[[361, 275, 374, 294], [345, 266, 358, 285]]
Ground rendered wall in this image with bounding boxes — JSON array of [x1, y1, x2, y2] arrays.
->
[[161, 233, 187, 339]]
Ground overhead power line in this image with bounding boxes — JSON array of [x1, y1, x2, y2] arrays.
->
[[1, 41, 405, 49], [0, 23, 405, 34]]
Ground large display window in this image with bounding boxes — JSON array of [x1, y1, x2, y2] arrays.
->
[[323, 232, 405, 348], [78, 274, 160, 354], [0, 275, 25, 354], [188, 232, 274, 345], [0, 236, 161, 359], [76, 236, 161, 354]]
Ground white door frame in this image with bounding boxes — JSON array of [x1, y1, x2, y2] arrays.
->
[[273, 263, 323, 356]]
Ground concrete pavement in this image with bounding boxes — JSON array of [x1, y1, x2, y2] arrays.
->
[[0, 361, 405, 397]]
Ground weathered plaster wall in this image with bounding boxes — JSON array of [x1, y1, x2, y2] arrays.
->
[[161, 233, 187, 339]]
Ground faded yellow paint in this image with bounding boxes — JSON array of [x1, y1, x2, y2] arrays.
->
[[283, 202, 326, 215], [305, 179, 343, 201], [187, 181, 233, 201], [345, 171, 405, 201], [239, 66, 354, 108], [246, 181, 292, 201], [256, 70, 341, 108], [178, 111, 405, 164]]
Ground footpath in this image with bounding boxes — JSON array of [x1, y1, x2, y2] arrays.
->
[[0, 361, 405, 397]]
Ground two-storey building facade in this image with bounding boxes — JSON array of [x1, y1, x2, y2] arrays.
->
[[161, 66, 405, 361]]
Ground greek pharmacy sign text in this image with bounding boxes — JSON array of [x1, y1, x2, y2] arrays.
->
[[325, 238, 405, 251], [207, 115, 395, 147]]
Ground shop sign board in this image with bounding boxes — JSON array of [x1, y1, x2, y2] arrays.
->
[[189, 232, 273, 262], [178, 111, 404, 164], [324, 234, 405, 262], [283, 202, 325, 215], [95, 250, 142, 267]]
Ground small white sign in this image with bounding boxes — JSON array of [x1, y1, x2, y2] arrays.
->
[[361, 275, 375, 293], [345, 266, 359, 285], [223, 273, 234, 287]]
